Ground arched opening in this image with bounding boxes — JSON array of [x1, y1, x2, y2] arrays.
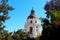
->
[[35, 20, 37, 23], [30, 20, 32, 23], [30, 27, 33, 33]]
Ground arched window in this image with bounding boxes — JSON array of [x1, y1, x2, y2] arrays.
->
[[30, 20, 32, 23], [30, 27, 33, 33], [35, 21, 37, 23]]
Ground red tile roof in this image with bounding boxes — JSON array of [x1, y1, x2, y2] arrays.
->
[[27, 13, 37, 19], [27, 9, 37, 19]]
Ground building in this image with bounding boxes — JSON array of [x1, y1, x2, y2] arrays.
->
[[24, 9, 40, 38]]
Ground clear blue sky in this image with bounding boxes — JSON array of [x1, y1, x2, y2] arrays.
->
[[4, 0, 50, 32]]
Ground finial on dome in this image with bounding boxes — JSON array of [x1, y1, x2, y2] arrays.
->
[[31, 8, 35, 14]]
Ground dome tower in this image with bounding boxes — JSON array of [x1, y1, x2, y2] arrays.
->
[[24, 9, 40, 38]]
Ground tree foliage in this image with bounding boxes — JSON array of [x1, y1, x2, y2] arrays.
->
[[0, 0, 14, 33], [40, 0, 60, 40]]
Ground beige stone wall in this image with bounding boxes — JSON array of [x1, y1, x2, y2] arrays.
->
[[25, 18, 40, 38]]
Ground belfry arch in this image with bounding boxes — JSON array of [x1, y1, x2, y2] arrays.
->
[[30, 26, 33, 33]]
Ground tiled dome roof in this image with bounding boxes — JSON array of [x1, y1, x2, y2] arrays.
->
[[27, 9, 37, 19]]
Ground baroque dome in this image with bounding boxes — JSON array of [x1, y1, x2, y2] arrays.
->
[[27, 9, 37, 19]]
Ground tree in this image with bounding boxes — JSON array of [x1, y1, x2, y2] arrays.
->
[[0, 0, 14, 33], [40, 0, 60, 40], [0, 0, 14, 40]]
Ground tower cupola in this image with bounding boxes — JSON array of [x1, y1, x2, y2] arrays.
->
[[25, 9, 40, 38], [27, 9, 37, 19]]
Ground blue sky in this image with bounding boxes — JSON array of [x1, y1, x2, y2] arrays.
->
[[4, 0, 50, 32]]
